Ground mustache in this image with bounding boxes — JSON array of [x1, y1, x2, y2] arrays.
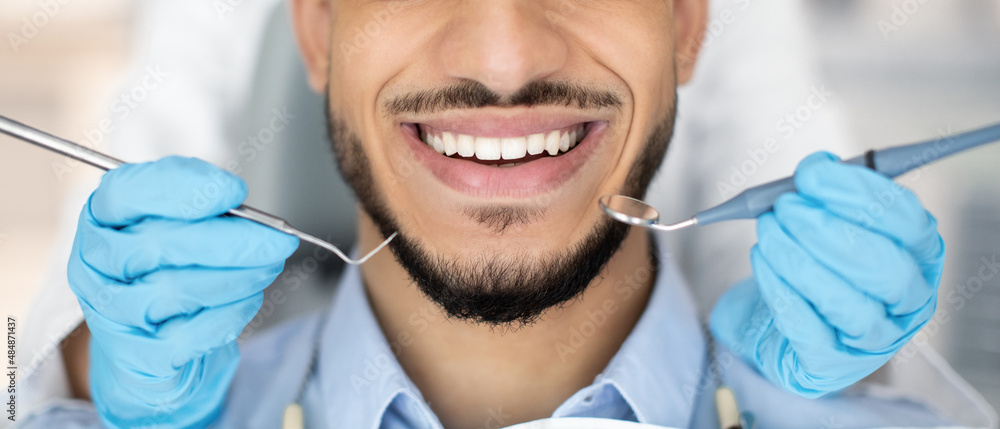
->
[[384, 79, 623, 116]]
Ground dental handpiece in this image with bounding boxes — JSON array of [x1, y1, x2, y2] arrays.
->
[[600, 121, 1000, 231], [692, 121, 1000, 226], [0, 114, 395, 265]]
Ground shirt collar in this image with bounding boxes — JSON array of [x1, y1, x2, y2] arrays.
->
[[316, 263, 444, 429], [316, 233, 708, 428], [582, 235, 708, 427]]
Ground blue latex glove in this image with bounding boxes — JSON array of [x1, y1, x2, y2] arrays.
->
[[66, 156, 299, 428], [710, 151, 945, 398]]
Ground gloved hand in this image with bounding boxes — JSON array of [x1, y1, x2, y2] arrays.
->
[[66, 156, 299, 428], [710, 151, 945, 398]]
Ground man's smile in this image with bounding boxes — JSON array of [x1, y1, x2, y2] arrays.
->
[[418, 122, 588, 164], [398, 109, 610, 199]]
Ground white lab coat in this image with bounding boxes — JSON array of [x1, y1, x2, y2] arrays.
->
[[17, 1, 998, 427]]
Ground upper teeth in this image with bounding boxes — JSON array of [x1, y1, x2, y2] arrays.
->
[[420, 125, 586, 161]]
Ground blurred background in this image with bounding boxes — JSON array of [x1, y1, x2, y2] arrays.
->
[[1, 0, 130, 321], [810, 0, 1000, 411], [1, 0, 998, 418]]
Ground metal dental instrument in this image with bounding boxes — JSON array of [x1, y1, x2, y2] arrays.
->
[[0, 114, 395, 265], [601, 121, 1000, 232]]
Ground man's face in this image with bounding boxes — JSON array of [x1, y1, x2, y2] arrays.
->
[[294, 0, 704, 326]]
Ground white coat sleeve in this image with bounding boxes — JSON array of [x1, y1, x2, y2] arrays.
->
[[19, 0, 284, 417]]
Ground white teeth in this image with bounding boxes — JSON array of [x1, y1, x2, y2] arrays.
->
[[457, 134, 475, 157], [545, 130, 561, 155], [475, 137, 502, 160], [420, 124, 587, 161], [527, 133, 545, 155], [501, 137, 527, 160], [432, 134, 445, 153], [442, 132, 458, 156]]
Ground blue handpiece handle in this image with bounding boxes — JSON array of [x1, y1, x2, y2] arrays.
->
[[695, 121, 1000, 225]]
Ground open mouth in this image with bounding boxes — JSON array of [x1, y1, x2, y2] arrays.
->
[[399, 118, 607, 198], [412, 122, 592, 167]]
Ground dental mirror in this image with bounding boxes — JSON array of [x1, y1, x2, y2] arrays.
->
[[598, 195, 698, 232]]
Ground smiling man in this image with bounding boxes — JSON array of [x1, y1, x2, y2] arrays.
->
[[295, 0, 697, 425], [20, 0, 991, 428]]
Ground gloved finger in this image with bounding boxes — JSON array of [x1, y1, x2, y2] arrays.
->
[[756, 213, 908, 351], [751, 246, 838, 356], [773, 193, 935, 317], [709, 277, 761, 342], [84, 293, 263, 377], [71, 260, 284, 330], [90, 340, 240, 421], [709, 277, 773, 358], [792, 152, 942, 265], [750, 247, 855, 392], [155, 293, 264, 370], [710, 274, 896, 397], [709, 277, 814, 391], [90, 156, 247, 227], [140, 264, 285, 326], [78, 213, 298, 281]]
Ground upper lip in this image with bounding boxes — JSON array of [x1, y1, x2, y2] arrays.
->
[[399, 107, 607, 137]]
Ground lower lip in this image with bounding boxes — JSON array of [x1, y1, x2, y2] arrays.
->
[[401, 122, 607, 199]]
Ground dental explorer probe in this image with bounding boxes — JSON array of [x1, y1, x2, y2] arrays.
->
[[601, 121, 1000, 231], [0, 114, 395, 265]]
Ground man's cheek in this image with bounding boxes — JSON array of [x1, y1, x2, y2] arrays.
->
[[384, 147, 422, 188]]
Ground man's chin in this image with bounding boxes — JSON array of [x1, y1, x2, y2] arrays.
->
[[380, 215, 630, 327]]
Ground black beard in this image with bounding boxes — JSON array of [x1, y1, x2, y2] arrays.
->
[[325, 80, 675, 328]]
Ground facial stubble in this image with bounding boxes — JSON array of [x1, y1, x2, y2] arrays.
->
[[325, 87, 675, 328]]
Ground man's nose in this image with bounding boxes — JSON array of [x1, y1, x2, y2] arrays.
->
[[435, 1, 569, 94]]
